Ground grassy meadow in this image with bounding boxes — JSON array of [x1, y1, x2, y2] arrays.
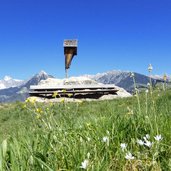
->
[[0, 81, 171, 170]]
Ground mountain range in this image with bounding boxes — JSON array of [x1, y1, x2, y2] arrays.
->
[[0, 70, 167, 103], [86, 70, 165, 93], [0, 76, 24, 90], [0, 71, 53, 103]]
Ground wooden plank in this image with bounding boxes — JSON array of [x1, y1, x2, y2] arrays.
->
[[29, 89, 118, 95], [29, 84, 118, 98], [30, 84, 117, 90]]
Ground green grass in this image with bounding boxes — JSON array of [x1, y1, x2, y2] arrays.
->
[[0, 88, 171, 170]]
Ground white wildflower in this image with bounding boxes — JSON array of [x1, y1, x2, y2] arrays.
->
[[125, 152, 135, 160], [87, 137, 91, 142], [102, 136, 109, 146], [102, 136, 109, 142], [135, 88, 139, 93], [106, 130, 110, 135], [144, 140, 153, 147], [137, 139, 144, 146], [147, 83, 150, 87], [148, 64, 153, 72], [80, 137, 83, 143], [143, 134, 150, 141], [120, 143, 127, 151], [146, 134, 150, 139], [80, 159, 89, 169], [87, 152, 90, 159], [145, 89, 149, 94], [154, 135, 162, 141], [130, 72, 135, 77]]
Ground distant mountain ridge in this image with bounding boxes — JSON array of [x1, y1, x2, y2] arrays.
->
[[0, 76, 24, 90], [85, 70, 164, 93], [0, 70, 167, 103], [0, 71, 53, 102]]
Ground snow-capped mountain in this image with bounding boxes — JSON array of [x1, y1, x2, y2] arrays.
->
[[0, 70, 167, 103], [151, 75, 171, 81], [85, 70, 163, 93], [0, 76, 24, 90], [0, 71, 53, 102]]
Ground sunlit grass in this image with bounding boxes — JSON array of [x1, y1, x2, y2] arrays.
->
[[0, 67, 171, 170]]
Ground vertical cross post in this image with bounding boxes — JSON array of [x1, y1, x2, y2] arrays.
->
[[63, 40, 78, 78], [65, 69, 68, 78]]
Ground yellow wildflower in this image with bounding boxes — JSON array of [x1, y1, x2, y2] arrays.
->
[[23, 104, 27, 109], [49, 102, 53, 107], [86, 123, 91, 127], [77, 100, 83, 104], [36, 108, 43, 114], [127, 106, 134, 115], [26, 97, 37, 104], [67, 93, 73, 97], [62, 89, 67, 93], [52, 91, 58, 98], [36, 114, 41, 119], [60, 98, 65, 103], [25, 98, 30, 103]]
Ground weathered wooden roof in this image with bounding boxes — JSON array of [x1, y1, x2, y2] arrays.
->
[[29, 84, 118, 98], [30, 84, 117, 90], [63, 40, 78, 47]]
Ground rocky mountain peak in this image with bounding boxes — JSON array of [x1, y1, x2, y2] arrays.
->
[[0, 76, 24, 90], [3, 76, 12, 81], [37, 70, 48, 76], [24, 71, 53, 88]]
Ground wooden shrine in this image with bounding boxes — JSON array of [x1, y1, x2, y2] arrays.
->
[[29, 39, 118, 99]]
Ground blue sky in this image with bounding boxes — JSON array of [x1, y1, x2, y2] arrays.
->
[[0, 0, 171, 79]]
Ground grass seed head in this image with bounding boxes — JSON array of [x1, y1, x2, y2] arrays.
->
[[148, 64, 153, 72]]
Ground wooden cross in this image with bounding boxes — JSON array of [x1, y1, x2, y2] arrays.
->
[[63, 40, 78, 78]]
